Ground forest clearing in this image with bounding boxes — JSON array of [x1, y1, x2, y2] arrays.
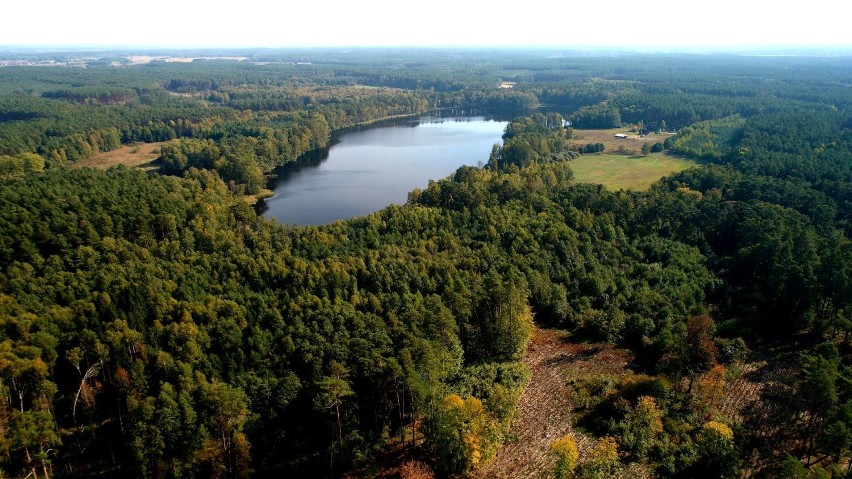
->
[[473, 328, 637, 478], [70, 141, 167, 170], [570, 152, 703, 190], [570, 128, 674, 155]]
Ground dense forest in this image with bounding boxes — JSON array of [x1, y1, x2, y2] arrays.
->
[[0, 49, 851, 479]]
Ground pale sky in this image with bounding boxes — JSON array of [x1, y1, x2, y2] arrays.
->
[[2, 0, 850, 48]]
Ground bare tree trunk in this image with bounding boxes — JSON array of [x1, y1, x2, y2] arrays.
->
[[410, 390, 416, 448], [805, 412, 818, 466], [24, 445, 38, 479], [335, 401, 343, 449], [398, 388, 405, 444], [116, 397, 125, 436], [221, 426, 234, 478], [73, 363, 100, 424]]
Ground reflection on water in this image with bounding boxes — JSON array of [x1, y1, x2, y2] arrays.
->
[[257, 115, 507, 226]]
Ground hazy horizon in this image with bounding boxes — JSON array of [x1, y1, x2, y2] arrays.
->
[[4, 0, 850, 50], [1, 44, 851, 57]]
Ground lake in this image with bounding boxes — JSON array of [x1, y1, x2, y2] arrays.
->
[[258, 114, 509, 225]]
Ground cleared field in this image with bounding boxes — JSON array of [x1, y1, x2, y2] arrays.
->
[[571, 128, 674, 155], [471, 329, 649, 479], [71, 142, 169, 171], [571, 128, 674, 156], [570, 152, 704, 191], [345, 329, 642, 479]]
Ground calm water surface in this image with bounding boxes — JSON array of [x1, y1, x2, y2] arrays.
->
[[259, 116, 508, 225]]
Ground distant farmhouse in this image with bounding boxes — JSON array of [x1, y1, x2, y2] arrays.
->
[[614, 133, 628, 139]]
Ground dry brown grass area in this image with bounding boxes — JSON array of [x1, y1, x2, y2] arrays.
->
[[571, 129, 674, 156], [71, 142, 170, 171], [472, 329, 635, 479]]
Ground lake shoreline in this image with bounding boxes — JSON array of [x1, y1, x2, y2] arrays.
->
[[257, 114, 510, 225]]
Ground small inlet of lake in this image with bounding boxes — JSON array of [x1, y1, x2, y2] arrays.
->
[[257, 115, 509, 226]]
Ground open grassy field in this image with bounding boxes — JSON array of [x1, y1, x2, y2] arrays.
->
[[570, 152, 705, 191], [71, 141, 169, 171], [571, 128, 675, 156]]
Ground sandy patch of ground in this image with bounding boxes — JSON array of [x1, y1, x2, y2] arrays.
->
[[71, 142, 169, 171]]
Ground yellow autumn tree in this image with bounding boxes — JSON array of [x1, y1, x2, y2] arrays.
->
[[551, 434, 579, 479], [696, 421, 737, 477], [429, 394, 498, 474], [579, 436, 621, 479], [703, 421, 734, 442], [620, 396, 663, 459]]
